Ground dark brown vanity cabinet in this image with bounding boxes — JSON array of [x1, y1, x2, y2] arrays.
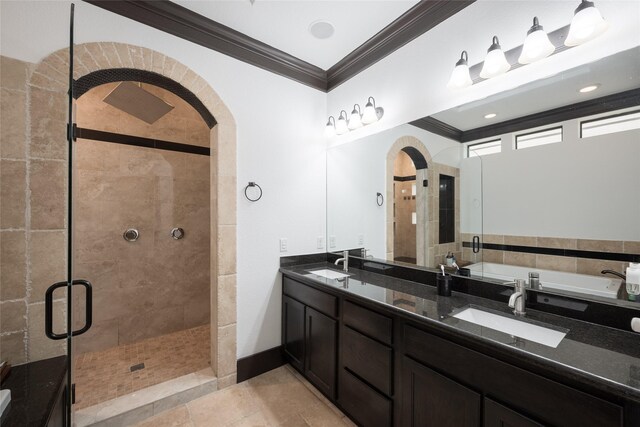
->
[[282, 274, 635, 427], [400, 356, 481, 427], [339, 301, 394, 426], [282, 277, 338, 400]]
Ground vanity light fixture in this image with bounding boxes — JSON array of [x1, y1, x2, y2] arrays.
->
[[348, 104, 363, 130], [361, 97, 384, 125], [325, 116, 336, 137], [480, 36, 510, 79], [579, 84, 600, 93], [335, 110, 349, 135], [325, 97, 384, 136], [565, 0, 609, 47], [447, 51, 472, 90], [484, 113, 497, 119], [518, 17, 555, 64]]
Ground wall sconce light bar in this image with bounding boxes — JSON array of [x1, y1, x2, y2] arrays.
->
[[325, 96, 384, 136], [468, 24, 572, 83]]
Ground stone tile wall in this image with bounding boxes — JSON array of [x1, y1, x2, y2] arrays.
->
[[1, 43, 237, 387], [1, 56, 67, 365], [461, 233, 639, 276], [72, 82, 210, 353]]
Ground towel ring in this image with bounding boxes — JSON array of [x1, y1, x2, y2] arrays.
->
[[245, 182, 263, 202], [376, 192, 384, 206]]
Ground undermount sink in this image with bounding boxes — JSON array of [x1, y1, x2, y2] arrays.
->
[[453, 307, 567, 348], [307, 269, 350, 280]]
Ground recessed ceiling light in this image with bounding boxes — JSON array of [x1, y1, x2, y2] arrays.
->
[[579, 84, 600, 93], [484, 113, 497, 119], [309, 21, 335, 40]]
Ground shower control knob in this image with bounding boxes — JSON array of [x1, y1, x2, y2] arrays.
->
[[170, 227, 185, 240], [123, 228, 139, 242]]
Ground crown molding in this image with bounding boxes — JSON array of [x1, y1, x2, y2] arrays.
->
[[84, 0, 328, 91], [84, 0, 473, 92], [326, 0, 475, 91]]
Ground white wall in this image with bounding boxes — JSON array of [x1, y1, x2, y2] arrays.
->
[[0, 1, 327, 358], [326, 1, 640, 143], [460, 117, 640, 241], [327, 124, 460, 259]]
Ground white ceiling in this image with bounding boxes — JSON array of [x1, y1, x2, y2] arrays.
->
[[172, 0, 419, 69], [432, 46, 640, 131]]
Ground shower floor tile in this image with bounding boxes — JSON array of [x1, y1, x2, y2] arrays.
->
[[73, 324, 210, 409]]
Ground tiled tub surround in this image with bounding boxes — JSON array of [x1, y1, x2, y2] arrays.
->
[[73, 82, 211, 354], [74, 325, 210, 409], [461, 234, 640, 278], [281, 262, 640, 403], [1, 43, 238, 386]]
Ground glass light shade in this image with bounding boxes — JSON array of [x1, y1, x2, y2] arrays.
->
[[361, 98, 379, 124], [447, 51, 472, 89], [335, 111, 349, 135], [447, 63, 472, 89], [480, 37, 511, 79], [565, 1, 609, 46], [324, 117, 336, 137], [518, 18, 555, 64], [348, 106, 363, 130]]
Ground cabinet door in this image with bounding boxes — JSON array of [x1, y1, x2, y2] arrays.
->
[[401, 356, 481, 427], [484, 398, 544, 427], [283, 295, 305, 372], [305, 307, 337, 399]]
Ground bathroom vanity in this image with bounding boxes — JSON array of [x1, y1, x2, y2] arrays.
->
[[280, 259, 640, 427]]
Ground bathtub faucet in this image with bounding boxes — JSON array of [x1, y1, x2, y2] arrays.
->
[[601, 270, 626, 280]]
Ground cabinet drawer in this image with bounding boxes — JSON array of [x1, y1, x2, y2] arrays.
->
[[343, 300, 393, 345], [283, 276, 338, 318], [342, 326, 393, 396], [404, 325, 623, 427], [339, 368, 392, 427]]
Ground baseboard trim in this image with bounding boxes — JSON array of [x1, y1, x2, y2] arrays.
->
[[237, 346, 285, 383]]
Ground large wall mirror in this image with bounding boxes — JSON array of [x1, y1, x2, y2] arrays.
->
[[326, 46, 640, 309]]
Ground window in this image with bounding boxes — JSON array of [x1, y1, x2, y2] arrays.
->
[[438, 174, 455, 244], [467, 139, 501, 157], [581, 110, 640, 138], [515, 127, 562, 150]]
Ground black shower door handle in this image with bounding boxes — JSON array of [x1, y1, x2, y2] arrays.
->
[[45, 279, 93, 340], [472, 236, 480, 254]]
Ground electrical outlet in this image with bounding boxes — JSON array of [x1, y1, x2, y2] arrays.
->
[[279, 238, 287, 253], [317, 236, 324, 249], [329, 235, 336, 248], [358, 234, 364, 245]]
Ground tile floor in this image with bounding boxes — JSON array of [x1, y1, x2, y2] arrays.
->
[[132, 365, 355, 427], [74, 325, 210, 409]]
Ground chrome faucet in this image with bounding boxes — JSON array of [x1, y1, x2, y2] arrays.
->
[[334, 250, 349, 272], [601, 269, 626, 280], [508, 279, 527, 316]]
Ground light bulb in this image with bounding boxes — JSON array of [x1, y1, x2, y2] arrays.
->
[[447, 51, 472, 89], [324, 116, 336, 137], [335, 111, 349, 135], [518, 17, 555, 64], [348, 105, 363, 130], [480, 36, 511, 79], [565, 0, 609, 46], [361, 97, 380, 124]]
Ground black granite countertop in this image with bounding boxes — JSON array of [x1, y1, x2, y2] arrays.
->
[[281, 262, 640, 403], [1, 356, 67, 427]]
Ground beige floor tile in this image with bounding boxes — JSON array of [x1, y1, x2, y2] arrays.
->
[[225, 410, 272, 427], [188, 383, 259, 426], [133, 405, 193, 427]]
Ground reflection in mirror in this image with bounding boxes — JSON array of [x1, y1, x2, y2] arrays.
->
[[327, 47, 639, 309]]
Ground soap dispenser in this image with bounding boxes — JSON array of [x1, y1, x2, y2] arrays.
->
[[626, 263, 640, 301]]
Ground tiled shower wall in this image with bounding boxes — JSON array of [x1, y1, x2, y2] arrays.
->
[[461, 234, 640, 276], [1, 56, 67, 365], [72, 83, 211, 354], [393, 150, 417, 261]]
